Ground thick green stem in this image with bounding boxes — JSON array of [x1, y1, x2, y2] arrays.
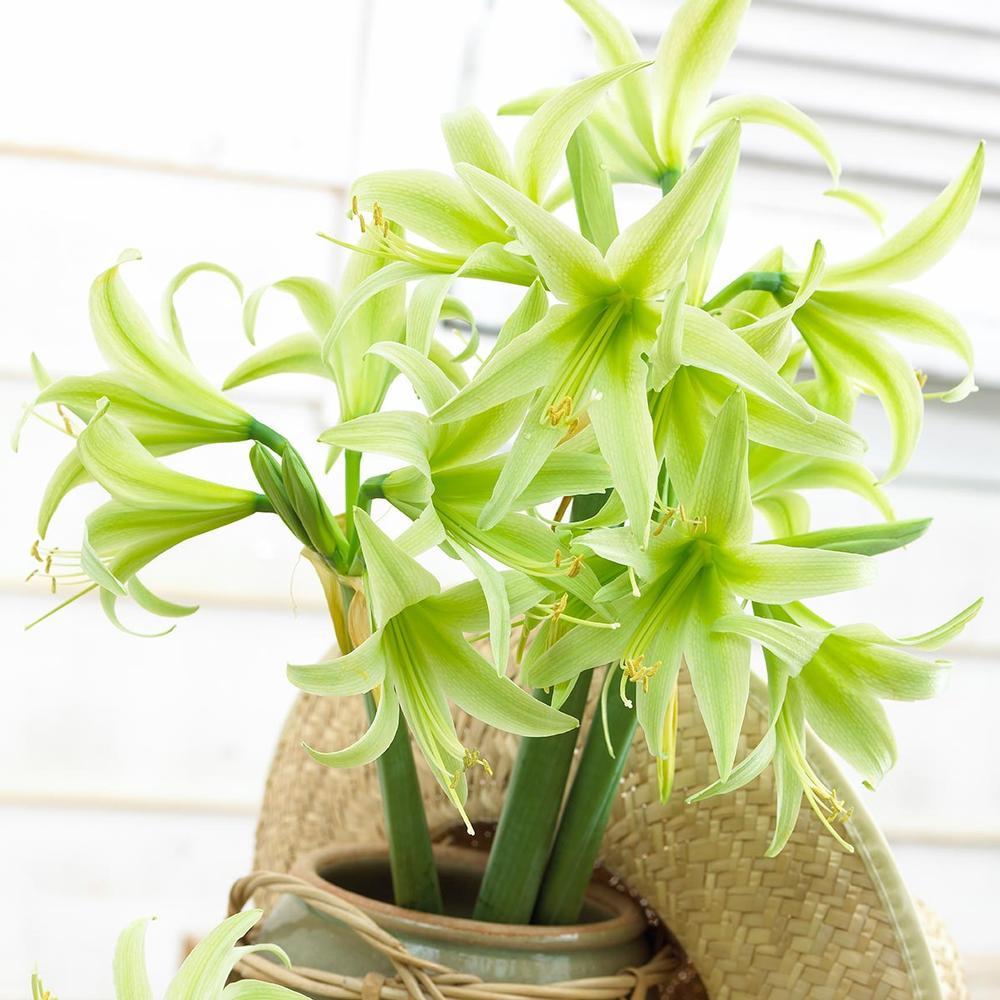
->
[[700, 270, 785, 313], [472, 671, 593, 924], [344, 449, 361, 541], [533, 677, 638, 925], [364, 690, 444, 914], [247, 419, 288, 454]]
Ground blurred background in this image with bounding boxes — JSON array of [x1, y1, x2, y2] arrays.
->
[[1, 0, 997, 995]]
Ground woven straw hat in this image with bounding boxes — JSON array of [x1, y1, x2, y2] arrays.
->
[[253, 671, 966, 999]]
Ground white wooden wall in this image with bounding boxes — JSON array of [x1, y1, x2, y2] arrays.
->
[[1, 1, 997, 995]]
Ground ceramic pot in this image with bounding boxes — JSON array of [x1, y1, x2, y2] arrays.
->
[[257, 843, 652, 984]]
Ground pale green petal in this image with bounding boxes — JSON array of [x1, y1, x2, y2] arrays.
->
[[764, 518, 929, 557], [411, 617, 577, 737], [456, 165, 616, 301], [682, 306, 815, 421], [581, 525, 659, 579], [685, 568, 750, 779], [515, 449, 613, 510], [812, 289, 976, 403], [432, 303, 598, 424], [523, 617, 629, 688], [163, 910, 265, 1000], [634, 616, 685, 761], [37, 449, 92, 537], [128, 576, 199, 618], [820, 143, 984, 288], [243, 276, 337, 344], [825, 636, 948, 702], [99, 586, 175, 638], [367, 342, 456, 415], [799, 656, 896, 785], [425, 572, 548, 633], [712, 613, 827, 675], [432, 397, 534, 471], [453, 542, 512, 671], [224, 982, 311, 1000], [607, 121, 741, 298], [755, 491, 810, 537], [396, 503, 447, 557], [304, 684, 400, 767], [564, 0, 655, 155], [650, 284, 685, 390], [590, 341, 658, 542], [767, 711, 805, 856], [442, 106, 516, 184], [162, 261, 243, 358], [287, 631, 387, 696], [796, 303, 923, 482], [745, 393, 866, 460], [516, 61, 650, 203], [113, 918, 154, 1000], [567, 120, 619, 253], [223, 332, 327, 389], [697, 95, 840, 182], [355, 509, 440, 625], [351, 169, 506, 252], [835, 597, 982, 652], [691, 390, 753, 546], [653, 0, 750, 168], [717, 543, 875, 602], [405, 275, 454, 355], [684, 151, 737, 305], [491, 279, 550, 356], [319, 412, 432, 476], [823, 187, 888, 233], [479, 395, 563, 529]]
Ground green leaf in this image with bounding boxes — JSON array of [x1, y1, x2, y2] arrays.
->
[[113, 918, 155, 1000], [456, 165, 617, 302], [223, 332, 327, 389], [287, 631, 387, 696], [606, 120, 741, 298], [355, 509, 440, 625], [515, 62, 651, 203], [717, 543, 875, 602], [697, 95, 840, 182], [304, 683, 400, 767], [441, 106, 516, 184], [712, 613, 827, 674], [162, 261, 243, 358], [653, 0, 750, 168], [351, 169, 507, 252], [567, 121, 619, 253], [691, 390, 752, 546], [820, 143, 984, 288], [764, 518, 930, 557], [590, 339, 658, 542], [686, 568, 750, 779]]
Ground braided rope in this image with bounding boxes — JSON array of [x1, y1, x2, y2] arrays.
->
[[228, 870, 691, 1000]]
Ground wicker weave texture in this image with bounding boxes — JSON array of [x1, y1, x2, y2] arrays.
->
[[254, 672, 964, 1000]]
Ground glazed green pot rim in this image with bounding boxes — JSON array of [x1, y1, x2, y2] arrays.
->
[[291, 843, 649, 951]]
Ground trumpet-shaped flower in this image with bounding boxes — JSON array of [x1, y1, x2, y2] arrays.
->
[[697, 596, 982, 853], [30, 402, 266, 633], [522, 392, 875, 782], [287, 509, 577, 828], [26, 252, 260, 537]]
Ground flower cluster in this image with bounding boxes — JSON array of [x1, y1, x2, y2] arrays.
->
[[23, 0, 984, 852]]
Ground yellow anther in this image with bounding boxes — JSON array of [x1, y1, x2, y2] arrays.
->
[[566, 554, 585, 578], [359, 214, 367, 233], [30, 539, 41, 561], [553, 549, 563, 568], [372, 201, 384, 227], [915, 369, 928, 388], [557, 416, 582, 445], [382, 219, 390, 237], [545, 395, 573, 426], [449, 748, 493, 789], [549, 592, 569, 623], [351, 194, 359, 216], [622, 654, 662, 695], [654, 503, 707, 535]]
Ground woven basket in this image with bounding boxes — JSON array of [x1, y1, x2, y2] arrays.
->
[[249, 671, 966, 1000]]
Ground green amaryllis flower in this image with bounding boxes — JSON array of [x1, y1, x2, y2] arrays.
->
[[697, 596, 982, 854], [288, 509, 577, 828], [429, 123, 831, 543], [522, 392, 875, 783], [27, 252, 259, 537], [763, 143, 984, 481], [106, 909, 303, 1000], [31, 402, 266, 633]]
